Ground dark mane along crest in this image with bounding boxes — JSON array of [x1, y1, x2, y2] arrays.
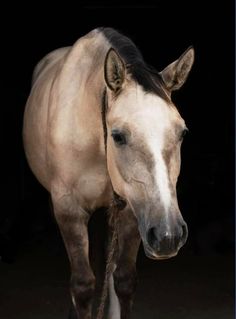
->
[[100, 27, 169, 101]]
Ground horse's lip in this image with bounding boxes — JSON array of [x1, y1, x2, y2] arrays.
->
[[143, 244, 178, 260]]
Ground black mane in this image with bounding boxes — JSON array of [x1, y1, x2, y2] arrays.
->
[[100, 27, 169, 101]]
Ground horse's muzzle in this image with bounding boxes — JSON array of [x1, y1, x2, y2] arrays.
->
[[144, 221, 188, 259]]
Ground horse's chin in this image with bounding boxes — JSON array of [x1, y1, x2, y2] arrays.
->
[[143, 244, 178, 260]]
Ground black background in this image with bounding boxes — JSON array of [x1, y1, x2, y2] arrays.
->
[[1, 1, 234, 262]]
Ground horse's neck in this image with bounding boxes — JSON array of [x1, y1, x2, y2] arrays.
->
[[51, 31, 109, 155], [74, 32, 110, 151]]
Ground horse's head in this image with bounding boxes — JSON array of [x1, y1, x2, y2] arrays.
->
[[104, 47, 194, 260]]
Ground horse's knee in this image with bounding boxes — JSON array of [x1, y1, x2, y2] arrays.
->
[[113, 267, 138, 299], [71, 274, 96, 305]]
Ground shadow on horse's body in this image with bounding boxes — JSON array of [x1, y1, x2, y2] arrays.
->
[[23, 28, 194, 319]]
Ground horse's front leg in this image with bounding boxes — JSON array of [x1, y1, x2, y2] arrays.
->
[[52, 189, 95, 319], [109, 208, 141, 319]]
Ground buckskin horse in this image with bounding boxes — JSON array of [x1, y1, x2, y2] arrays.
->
[[23, 27, 194, 319]]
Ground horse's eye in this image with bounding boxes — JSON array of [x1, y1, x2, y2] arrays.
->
[[181, 128, 188, 140], [111, 130, 127, 145]]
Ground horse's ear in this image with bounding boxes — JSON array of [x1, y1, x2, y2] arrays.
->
[[104, 48, 125, 93], [160, 46, 194, 92]]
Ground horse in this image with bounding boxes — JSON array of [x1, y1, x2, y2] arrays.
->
[[23, 27, 194, 319]]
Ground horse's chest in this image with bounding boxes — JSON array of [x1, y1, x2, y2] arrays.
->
[[76, 167, 113, 211]]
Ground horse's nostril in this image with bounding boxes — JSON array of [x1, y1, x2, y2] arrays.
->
[[147, 227, 158, 248], [181, 223, 188, 243]]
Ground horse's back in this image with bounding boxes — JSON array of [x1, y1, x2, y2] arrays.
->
[[32, 47, 70, 85]]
